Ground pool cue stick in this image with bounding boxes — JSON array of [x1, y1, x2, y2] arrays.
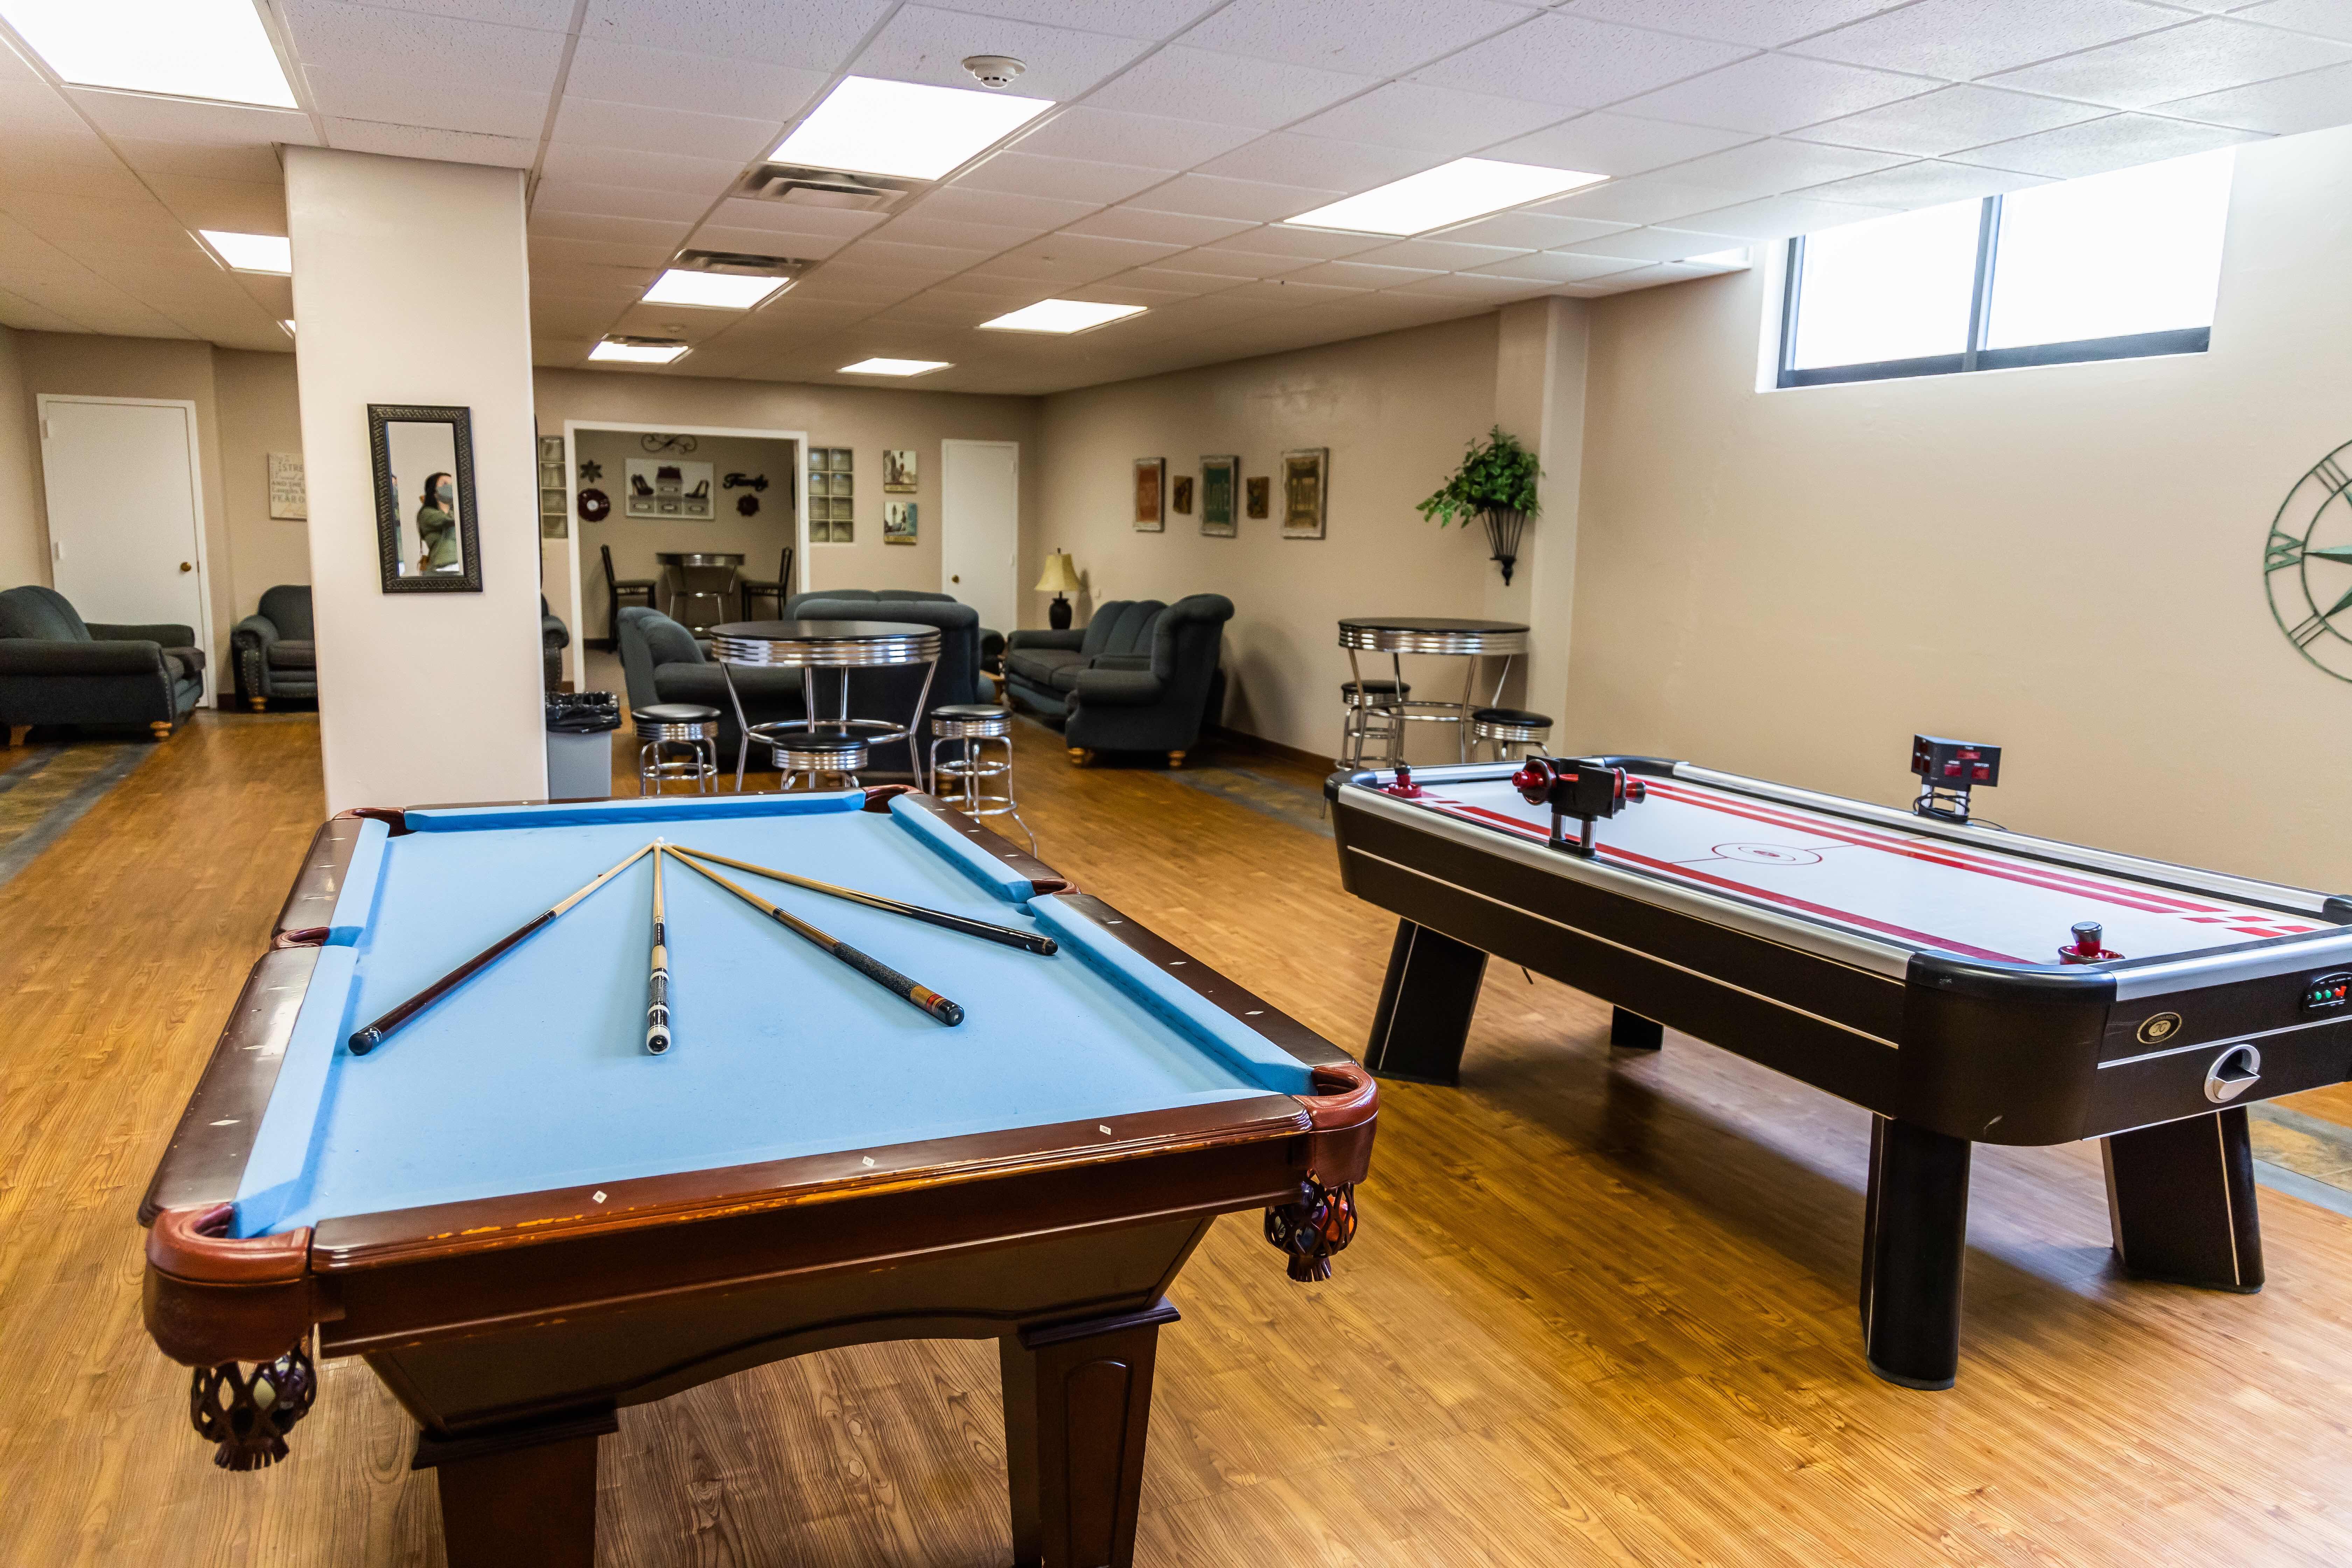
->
[[645, 842, 672, 1055], [666, 848, 966, 1027], [668, 844, 1056, 956], [347, 841, 658, 1056]]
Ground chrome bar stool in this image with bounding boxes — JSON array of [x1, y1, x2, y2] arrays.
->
[[635, 702, 720, 794], [771, 723, 869, 792], [1468, 706, 1554, 762], [929, 703, 1031, 852], [1339, 679, 1409, 768]]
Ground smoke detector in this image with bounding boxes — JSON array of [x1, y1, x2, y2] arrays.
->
[[962, 54, 1026, 88]]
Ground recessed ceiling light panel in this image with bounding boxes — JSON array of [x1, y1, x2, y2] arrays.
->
[[841, 358, 952, 377], [0, 0, 297, 108], [590, 338, 689, 365], [642, 269, 789, 309], [279, 319, 295, 335], [979, 299, 1147, 335], [1287, 158, 1607, 237], [772, 76, 1053, 182], [200, 230, 291, 274]]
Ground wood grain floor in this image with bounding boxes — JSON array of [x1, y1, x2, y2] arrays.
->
[[8, 711, 2352, 1566]]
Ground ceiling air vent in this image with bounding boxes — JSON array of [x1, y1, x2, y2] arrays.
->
[[669, 249, 810, 282], [733, 164, 922, 212]]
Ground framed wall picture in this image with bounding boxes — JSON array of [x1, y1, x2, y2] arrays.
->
[[883, 448, 917, 492], [1281, 448, 1328, 539], [1133, 457, 1165, 531], [267, 451, 307, 520], [884, 500, 918, 544], [1172, 475, 1194, 515], [1245, 476, 1270, 519], [625, 458, 714, 518], [1200, 455, 1239, 537]]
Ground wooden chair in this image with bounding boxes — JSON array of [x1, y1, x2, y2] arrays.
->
[[738, 546, 793, 621], [600, 544, 655, 650]]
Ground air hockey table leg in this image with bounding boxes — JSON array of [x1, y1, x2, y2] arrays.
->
[[1860, 1115, 1972, 1390], [2102, 1107, 2264, 1293], [1363, 920, 1487, 1086], [1609, 1008, 1664, 1050]]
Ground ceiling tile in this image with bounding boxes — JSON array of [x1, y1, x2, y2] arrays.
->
[[969, 231, 1180, 280], [1465, 250, 1646, 282], [681, 220, 852, 256], [1436, 209, 1634, 247], [1661, 137, 1909, 194], [1789, 0, 2182, 80], [106, 139, 285, 183], [1612, 52, 1936, 134], [929, 270, 1094, 298], [1148, 245, 1320, 278], [306, 70, 550, 139], [0, 286, 82, 332], [2156, 59, 2352, 133], [954, 151, 1172, 206], [1286, 81, 1568, 154], [1672, 192, 1899, 237], [1790, 84, 2109, 155], [1010, 106, 1260, 168], [539, 144, 747, 193], [1558, 223, 1749, 260], [529, 234, 672, 269], [1069, 278, 1210, 306], [1799, 159, 2049, 205], [1346, 235, 1531, 268], [1988, 16, 2352, 107], [845, 237, 996, 271], [562, 40, 829, 121], [1383, 272, 1549, 301], [1945, 110, 2265, 175], [535, 179, 717, 223], [912, 183, 1103, 228], [550, 97, 781, 162], [1564, 0, 1909, 48], [65, 91, 318, 148], [1181, 0, 1541, 77], [1080, 46, 1373, 128], [1570, 260, 1728, 293], [1063, 206, 1262, 245], [1196, 133, 1444, 190], [288, 0, 578, 29], [579, 0, 897, 72], [286, 0, 568, 87], [851, 6, 1154, 99], [1112, 265, 1250, 295], [1199, 222, 1391, 258], [1411, 13, 1756, 110], [1533, 174, 1751, 224], [529, 210, 693, 247], [941, 0, 1224, 39], [1283, 258, 1447, 287], [1482, 111, 1758, 176], [327, 119, 536, 168], [875, 213, 1049, 251], [142, 175, 289, 232], [1214, 276, 1368, 309], [2237, 0, 2352, 43], [1129, 173, 1343, 222]]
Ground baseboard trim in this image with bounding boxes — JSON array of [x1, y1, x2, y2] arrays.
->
[[1207, 725, 1332, 775]]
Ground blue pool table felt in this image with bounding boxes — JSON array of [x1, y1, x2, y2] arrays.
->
[[235, 793, 1311, 1237]]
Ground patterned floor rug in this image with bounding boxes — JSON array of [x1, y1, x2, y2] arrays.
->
[[0, 740, 156, 891]]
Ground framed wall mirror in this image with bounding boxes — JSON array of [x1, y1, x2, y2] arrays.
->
[[369, 404, 482, 593]]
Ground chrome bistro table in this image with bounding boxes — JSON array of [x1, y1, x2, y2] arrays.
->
[[1338, 616, 1531, 764], [656, 551, 746, 632], [708, 619, 941, 792]]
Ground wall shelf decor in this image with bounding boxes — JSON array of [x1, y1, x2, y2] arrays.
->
[[810, 446, 854, 543]]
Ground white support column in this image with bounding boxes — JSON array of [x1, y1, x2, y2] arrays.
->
[[286, 147, 546, 812], [1489, 296, 1590, 736]]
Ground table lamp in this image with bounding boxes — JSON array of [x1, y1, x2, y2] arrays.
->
[[1036, 550, 1082, 630]]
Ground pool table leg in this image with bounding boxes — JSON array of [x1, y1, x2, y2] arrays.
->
[[414, 1410, 614, 1568], [1364, 920, 1488, 1086], [2102, 1107, 2264, 1293], [1001, 1298, 1180, 1568], [1860, 1115, 1972, 1391]]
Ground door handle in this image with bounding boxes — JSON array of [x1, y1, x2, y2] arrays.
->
[[179, 561, 193, 573], [951, 574, 960, 583]]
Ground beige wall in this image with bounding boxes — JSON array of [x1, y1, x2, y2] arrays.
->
[[211, 349, 307, 619], [1568, 122, 2352, 889], [572, 426, 796, 634], [1034, 314, 1508, 760], [0, 326, 39, 590], [533, 368, 1042, 649]]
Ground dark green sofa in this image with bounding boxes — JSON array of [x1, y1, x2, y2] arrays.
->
[[0, 585, 205, 740], [1003, 595, 1231, 764]]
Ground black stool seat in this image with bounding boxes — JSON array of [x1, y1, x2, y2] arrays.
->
[[933, 703, 1011, 720], [780, 723, 867, 755], [1343, 679, 1410, 696], [637, 702, 720, 723], [1470, 706, 1553, 727]]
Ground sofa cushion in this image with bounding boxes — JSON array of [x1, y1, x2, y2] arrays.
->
[[266, 639, 315, 671], [1005, 646, 1085, 689], [258, 584, 314, 640], [1078, 600, 1163, 659], [0, 585, 92, 642], [166, 645, 207, 676]]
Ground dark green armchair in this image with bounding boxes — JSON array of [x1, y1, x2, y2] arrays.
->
[[231, 584, 315, 711], [0, 584, 205, 740]]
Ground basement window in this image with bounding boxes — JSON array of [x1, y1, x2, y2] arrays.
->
[[1777, 149, 2232, 388]]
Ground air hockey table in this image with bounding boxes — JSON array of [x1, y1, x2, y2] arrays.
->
[[1327, 756, 2352, 1389]]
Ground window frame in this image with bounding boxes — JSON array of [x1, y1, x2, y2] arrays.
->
[[1776, 191, 2214, 390]]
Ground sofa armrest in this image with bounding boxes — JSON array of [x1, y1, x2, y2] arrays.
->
[[978, 628, 1004, 668], [231, 614, 281, 650], [88, 621, 195, 646], [1008, 627, 1086, 652], [1071, 667, 1166, 707], [0, 638, 168, 677], [541, 614, 570, 650]]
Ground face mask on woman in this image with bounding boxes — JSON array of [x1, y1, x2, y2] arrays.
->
[[435, 482, 453, 504]]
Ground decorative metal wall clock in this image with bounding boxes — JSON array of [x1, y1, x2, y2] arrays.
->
[[2265, 439, 2352, 681]]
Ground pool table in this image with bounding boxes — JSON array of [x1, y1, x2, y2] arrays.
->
[[140, 788, 1376, 1568]]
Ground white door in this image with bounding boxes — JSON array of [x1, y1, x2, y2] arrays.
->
[[940, 440, 1019, 635], [38, 396, 212, 701]]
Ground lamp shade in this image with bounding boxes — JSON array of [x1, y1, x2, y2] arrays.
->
[[1035, 552, 1081, 594]]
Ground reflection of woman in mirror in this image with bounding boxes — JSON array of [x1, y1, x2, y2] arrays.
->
[[416, 472, 460, 572]]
